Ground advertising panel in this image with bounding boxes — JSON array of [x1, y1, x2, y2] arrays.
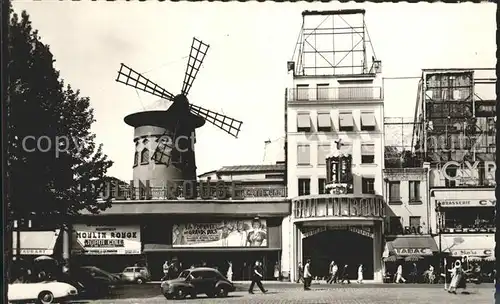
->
[[172, 219, 268, 248], [72, 225, 141, 255]]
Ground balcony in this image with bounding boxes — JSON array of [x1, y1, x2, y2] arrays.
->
[[287, 86, 382, 103]]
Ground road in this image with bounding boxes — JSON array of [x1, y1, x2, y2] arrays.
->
[[70, 282, 494, 304]]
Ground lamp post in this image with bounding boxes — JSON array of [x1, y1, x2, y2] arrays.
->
[[435, 202, 446, 290]]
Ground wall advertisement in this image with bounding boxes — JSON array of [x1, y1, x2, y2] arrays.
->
[[172, 219, 268, 248], [72, 224, 141, 255]]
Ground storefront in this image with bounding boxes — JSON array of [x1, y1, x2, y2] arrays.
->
[[289, 194, 385, 282], [12, 230, 61, 257]]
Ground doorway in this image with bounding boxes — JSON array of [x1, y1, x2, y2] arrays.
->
[[302, 229, 374, 279]]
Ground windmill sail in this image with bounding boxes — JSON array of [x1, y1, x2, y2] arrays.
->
[[189, 104, 242, 138], [151, 126, 177, 166], [181, 38, 210, 96], [116, 63, 175, 100]]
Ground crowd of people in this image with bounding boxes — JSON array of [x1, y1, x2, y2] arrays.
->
[[295, 260, 365, 289]]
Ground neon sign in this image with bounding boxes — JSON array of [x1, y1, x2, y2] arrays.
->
[[440, 160, 496, 181]]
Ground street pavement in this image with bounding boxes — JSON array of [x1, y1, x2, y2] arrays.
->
[[70, 282, 494, 304]]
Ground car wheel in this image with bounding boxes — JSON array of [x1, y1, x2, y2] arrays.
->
[[175, 288, 187, 300], [38, 291, 55, 304], [216, 286, 229, 298], [136, 278, 144, 284], [206, 292, 215, 298], [190, 290, 197, 299], [163, 293, 174, 300]]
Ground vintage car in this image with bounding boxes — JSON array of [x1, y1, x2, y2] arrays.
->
[[8, 281, 78, 304], [119, 266, 151, 284], [160, 267, 235, 300]]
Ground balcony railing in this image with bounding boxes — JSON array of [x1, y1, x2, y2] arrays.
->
[[99, 180, 287, 201], [287, 86, 382, 102]]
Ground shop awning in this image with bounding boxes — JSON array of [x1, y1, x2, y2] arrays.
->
[[439, 235, 494, 257], [361, 112, 376, 127], [12, 230, 60, 255], [361, 143, 375, 155], [386, 236, 438, 256], [317, 113, 332, 129], [297, 113, 311, 129], [339, 112, 354, 128]]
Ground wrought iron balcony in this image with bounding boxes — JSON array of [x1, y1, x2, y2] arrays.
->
[[287, 86, 382, 102]]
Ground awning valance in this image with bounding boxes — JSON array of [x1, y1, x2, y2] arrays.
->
[[12, 230, 60, 255], [439, 235, 494, 257], [317, 113, 332, 129], [361, 143, 375, 155], [361, 112, 376, 127], [297, 113, 311, 129], [339, 113, 354, 128], [386, 236, 438, 256]]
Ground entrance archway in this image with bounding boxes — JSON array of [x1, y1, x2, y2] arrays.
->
[[302, 229, 373, 280]]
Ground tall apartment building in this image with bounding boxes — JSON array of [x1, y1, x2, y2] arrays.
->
[[282, 9, 385, 282]]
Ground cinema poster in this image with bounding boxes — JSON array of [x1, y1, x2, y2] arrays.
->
[[72, 224, 141, 255], [172, 219, 268, 248]]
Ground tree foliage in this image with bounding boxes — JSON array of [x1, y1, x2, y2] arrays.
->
[[7, 9, 114, 223]]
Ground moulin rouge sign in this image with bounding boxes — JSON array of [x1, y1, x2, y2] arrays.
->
[[99, 180, 250, 200]]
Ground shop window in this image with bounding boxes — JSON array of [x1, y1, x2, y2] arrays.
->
[[318, 178, 326, 194], [362, 177, 375, 194], [140, 148, 150, 164], [389, 216, 403, 235], [361, 143, 375, 164], [409, 181, 421, 203], [297, 144, 311, 165], [298, 178, 311, 196], [388, 181, 401, 204]]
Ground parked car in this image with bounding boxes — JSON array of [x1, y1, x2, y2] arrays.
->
[[62, 266, 119, 297], [120, 266, 151, 284], [160, 267, 235, 300], [8, 281, 78, 304]]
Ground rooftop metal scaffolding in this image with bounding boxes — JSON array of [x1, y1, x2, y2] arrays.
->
[[291, 9, 381, 76]]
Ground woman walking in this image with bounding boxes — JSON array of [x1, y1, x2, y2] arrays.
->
[[357, 264, 364, 284], [395, 264, 406, 283], [448, 260, 466, 294]]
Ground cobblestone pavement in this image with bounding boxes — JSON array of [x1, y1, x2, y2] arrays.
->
[[75, 286, 493, 304]]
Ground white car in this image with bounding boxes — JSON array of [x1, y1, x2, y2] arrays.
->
[[8, 281, 78, 304]]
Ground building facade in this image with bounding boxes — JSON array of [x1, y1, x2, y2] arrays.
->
[[282, 9, 386, 282]]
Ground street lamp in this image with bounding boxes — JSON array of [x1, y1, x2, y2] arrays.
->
[[435, 202, 446, 290]]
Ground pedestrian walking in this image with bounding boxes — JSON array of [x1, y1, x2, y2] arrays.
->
[[448, 260, 467, 294], [340, 264, 350, 284], [303, 259, 312, 290], [226, 261, 233, 282], [296, 262, 304, 283], [409, 263, 418, 283], [395, 264, 406, 283], [162, 260, 169, 281], [248, 261, 267, 294], [357, 264, 364, 284], [327, 261, 338, 284]]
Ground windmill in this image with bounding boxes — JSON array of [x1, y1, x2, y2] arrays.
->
[[116, 37, 242, 182]]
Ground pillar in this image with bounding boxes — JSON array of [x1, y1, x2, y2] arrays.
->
[[372, 221, 383, 282], [62, 224, 71, 273]]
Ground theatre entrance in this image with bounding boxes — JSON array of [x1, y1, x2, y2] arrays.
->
[[302, 228, 374, 280]]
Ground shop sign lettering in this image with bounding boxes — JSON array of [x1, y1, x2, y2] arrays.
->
[[72, 225, 141, 255], [440, 160, 496, 181], [302, 226, 373, 239], [394, 248, 432, 256], [437, 200, 496, 207], [451, 249, 492, 257]]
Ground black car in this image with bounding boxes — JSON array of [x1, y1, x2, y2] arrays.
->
[[62, 266, 119, 298], [160, 267, 235, 300]]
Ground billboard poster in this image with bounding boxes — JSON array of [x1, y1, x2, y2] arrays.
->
[[172, 219, 268, 248], [72, 224, 141, 255]]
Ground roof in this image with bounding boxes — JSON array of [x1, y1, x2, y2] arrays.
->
[[218, 164, 285, 173]]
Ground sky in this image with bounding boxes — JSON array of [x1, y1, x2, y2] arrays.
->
[[12, 2, 496, 181]]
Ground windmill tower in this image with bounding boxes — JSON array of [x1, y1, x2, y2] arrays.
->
[[116, 37, 243, 188]]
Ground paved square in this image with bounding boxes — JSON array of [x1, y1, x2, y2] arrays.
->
[[80, 286, 493, 304]]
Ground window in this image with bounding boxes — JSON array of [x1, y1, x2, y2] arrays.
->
[[317, 113, 332, 132], [388, 181, 401, 203], [339, 112, 354, 132], [409, 181, 421, 202], [389, 216, 403, 235], [140, 148, 150, 164], [361, 143, 375, 164], [317, 84, 329, 100], [409, 216, 421, 229], [298, 178, 311, 196], [297, 144, 310, 165], [317, 144, 330, 165], [362, 177, 375, 194], [297, 113, 312, 132], [318, 178, 326, 194], [134, 152, 139, 166], [296, 84, 309, 100], [360, 112, 376, 131]]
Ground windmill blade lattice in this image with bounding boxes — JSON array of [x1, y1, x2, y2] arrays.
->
[[151, 126, 178, 166], [181, 38, 210, 96], [189, 104, 242, 138], [116, 63, 175, 100]]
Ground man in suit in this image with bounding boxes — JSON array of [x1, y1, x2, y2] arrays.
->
[[248, 261, 267, 294]]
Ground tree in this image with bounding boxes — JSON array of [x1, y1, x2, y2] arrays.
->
[[6, 8, 114, 283]]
